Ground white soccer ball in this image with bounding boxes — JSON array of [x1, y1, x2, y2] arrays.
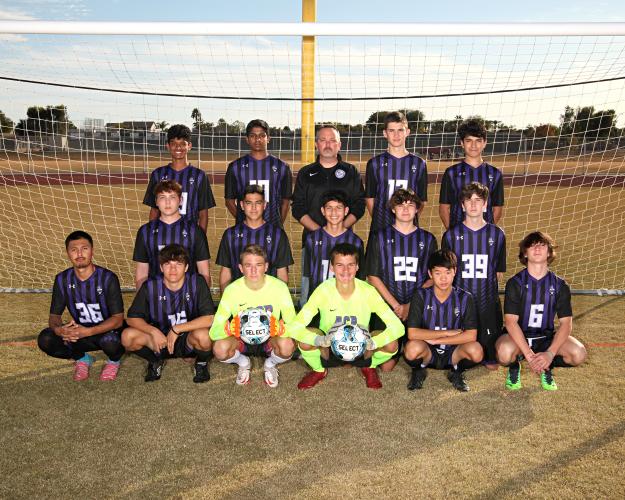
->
[[239, 307, 271, 345], [330, 323, 370, 362]]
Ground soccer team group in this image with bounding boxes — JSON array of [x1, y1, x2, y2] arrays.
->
[[37, 113, 588, 392]]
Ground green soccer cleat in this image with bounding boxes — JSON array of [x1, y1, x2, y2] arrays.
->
[[540, 369, 558, 391], [505, 361, 522, 390]]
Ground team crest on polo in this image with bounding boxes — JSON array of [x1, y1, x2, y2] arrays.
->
[[488, 237, 494, 246], [335, 169, 346, 179]]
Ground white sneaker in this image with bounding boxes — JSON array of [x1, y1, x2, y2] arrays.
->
[[236, 361, 251, 385], [264, 365, 279, 388]]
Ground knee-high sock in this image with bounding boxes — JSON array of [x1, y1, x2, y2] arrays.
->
[[551, 355, 573, 368], [299, 347, 324, 372], [370, 349, 397, 369], [222, 350, 250, 367], [264, 351, 291, 369]]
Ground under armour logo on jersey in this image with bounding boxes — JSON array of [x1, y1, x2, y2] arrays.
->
[[236, 232, 244, 238], [315, 240, 323, 246], [436, 348, 445, 355], [68, 283, 76, 289], [382, 161, 388, 167], [459, 171, 466, 176], [488, 237, 494, 246], [243, 163, 249, 169], [189, 178, 195, 184], [266, 235, 272, 244], [419, 241, 425, 250], [454, 307, 460, 317], [159, 295, 167, 301], [386, 239, 395, 244], [272, 165, 277, 172], [411, 164, 417, 172], [182, 229, 188, 238], [185, 293, 191, 301], [96, 286, 103, 295], [549, 286, 555, 295], [488, 175, 493, 181], [426, 305, 433, 310], [456, 235, 464, 240]]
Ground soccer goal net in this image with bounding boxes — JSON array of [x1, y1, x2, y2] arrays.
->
[[0, 22, 624, 294]]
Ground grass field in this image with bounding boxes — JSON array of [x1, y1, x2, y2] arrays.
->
[[1, 293, 624, 499]]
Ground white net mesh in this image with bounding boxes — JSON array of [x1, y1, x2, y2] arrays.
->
[[0, 31, 624, 292]]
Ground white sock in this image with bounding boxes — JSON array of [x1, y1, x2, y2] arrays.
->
[[223, 350, 250, 367], [264, 351, 291, 369]]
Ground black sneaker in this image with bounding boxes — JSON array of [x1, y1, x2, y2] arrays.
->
[[447, 369, 469, 392], [193, 361, 210, 383], [407, 367, 427, 390], [144, 359, 164, 382]]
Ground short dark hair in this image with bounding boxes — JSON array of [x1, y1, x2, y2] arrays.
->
[[329, 242, 359, 265], [241, 184, 266, 201], [388, 188, 422, 211], [246, 119, 269, 136], [154, 179, 182, 198], [428, 249, 457, 271], [384, 111, 408, 129], [65, 230, 93, 249], [167, 124, 192, 143], [321, 190, 348, 208], [239, 244, 268, 264], [458, 119, 487, 141], [158, 244, 189, 266], [519, 231, 557, 266], [460, 182, 489, 202]]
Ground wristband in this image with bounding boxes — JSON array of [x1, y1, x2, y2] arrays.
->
[[171, 326, 181, 336]]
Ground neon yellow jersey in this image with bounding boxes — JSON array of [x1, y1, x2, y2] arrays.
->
[[290, 278, 404, 348], [209, 275, 297, 341]]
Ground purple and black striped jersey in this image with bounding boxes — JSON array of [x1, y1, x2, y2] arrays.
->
[[439, 161, 504, 228], [365, 152, 428, 232], [50, 266, 123, 326], [143, 164, 216, 225], [366, 226, 437, 304], [133, 218, 210, 278], [303, 228, 365, 294], [442, 223, 506, 312], [504, 269, 572, 338], [407, 287, 477, 353], [225, 154, 293, 227], [128, 274, 215, 334], [216, 222, 294, 280]]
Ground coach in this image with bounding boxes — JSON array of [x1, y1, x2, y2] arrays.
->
[[291, 125, 365, 245]]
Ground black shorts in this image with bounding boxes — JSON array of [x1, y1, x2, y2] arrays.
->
[[321, 350, 373, 368], [524, 333, 554, 355], [159, 332, 195, 359], [238, 339, 273, 357], [476, 300, 503, 364], [427, 344, 457, 370]]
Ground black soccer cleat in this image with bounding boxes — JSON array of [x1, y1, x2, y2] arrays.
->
[[144, 359, 164, 382], [407, 367, 427, 390], [447, 369, 469, 392], [193, 361, 210, 383]]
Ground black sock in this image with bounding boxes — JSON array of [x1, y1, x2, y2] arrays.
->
[[457, 359, 477, 372], [505, 359, 520, 369], [195, 350, 212, 364], [405, 357, 423, 369], [551, 355, 572, 368], [136, 347, 158, 363]]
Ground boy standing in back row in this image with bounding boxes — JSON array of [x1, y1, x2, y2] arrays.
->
[[439, 119, 504, 229], [143, 124, 216, 232]]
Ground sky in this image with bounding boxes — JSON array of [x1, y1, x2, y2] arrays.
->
[[1, 1, 625, 132]]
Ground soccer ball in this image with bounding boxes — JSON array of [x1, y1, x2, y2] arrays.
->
[[238, 307, 272, 345], [330, 323, 370, 362]]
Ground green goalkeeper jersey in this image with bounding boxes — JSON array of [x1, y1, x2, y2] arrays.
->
[[209, 275, 297, 341], [290, 278, 404, 348]]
